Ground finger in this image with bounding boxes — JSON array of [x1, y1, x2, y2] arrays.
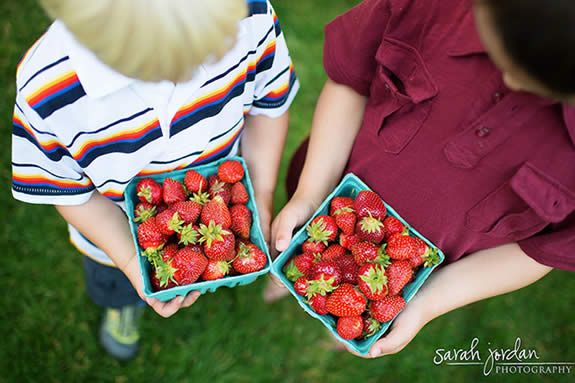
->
[[181, 291, 201, 308], [368, 328, 407, 358], [270, 274, 286, 288], [151, 295, 185, 318], [274, 211, 298, 252], [344, 344, 369, 358]]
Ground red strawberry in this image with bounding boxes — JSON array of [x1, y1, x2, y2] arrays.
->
[[134, 202, 157, 223], [306, 215, 338, 245], [326, 284, 367, 317], [230, 204, 252, 239], [321, 244, 347, 263], [387, 233, 421, 260], [170, 247, 208, 285], [201, 260, 230, 280], [356, 215, 385, 244], [383, 216, 406, 239], [136, 178, 162, 205], [336, 316, 363, 340], [178, 223, 200, 246], [233, 242, 267, 274], [339, 233, 360, 250], [199, 222, 236, 261], [218, 160, 244, 183], [208, 175, 232, 205], [173, 200, 202, 224], [302, 240, 326, 254], [230, 182, 249, 205], [162, 178, 187, 205], [370, 296, 406, 323], [309, 261, 343, 287], [362, 315, 382, 339], [156, 203, 169, 214], [334, 209, 356, 235], [150, 267, 176, 291], [184, 169, 207, 194], [337, 255, 360, 284], [351, 242, 388, 266], [201, 195, 232, 229], [155, 208, 184, 236], [330, 196, 354, 216], [354, 190, 386, 220], [308, 294, 329, 315], [407, 238, 440, 268], [386, 260, 413, 296], [357, 263, 388, 301], [284, 253, 317, 282], [161, 243, 179, 263], [294, 277, 309, 296], [137, 217, 167, 250]]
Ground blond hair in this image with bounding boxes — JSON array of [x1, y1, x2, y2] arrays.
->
[[39, 0, 247, 82]]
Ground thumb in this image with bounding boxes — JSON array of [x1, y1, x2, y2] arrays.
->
[[369, 324, 412, 358], [273, 210, 298, 252]]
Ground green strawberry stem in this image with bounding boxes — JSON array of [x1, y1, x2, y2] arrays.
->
[[179, 224, 199, 245], [198, 221, 229, 248]]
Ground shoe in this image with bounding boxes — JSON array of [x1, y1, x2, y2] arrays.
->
[[99, 304, 144, 360]]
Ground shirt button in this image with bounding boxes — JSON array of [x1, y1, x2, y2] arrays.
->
[[475, 126, 491, 138], [493, 92, 503, 103], [384, 83, 391, 90]]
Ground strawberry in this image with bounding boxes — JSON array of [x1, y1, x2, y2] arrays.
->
[[337, 255, 360, 284], [356, 214, 385, 244], [162, 178, 187, 205], [330, 196, 354, 216], [230, 182, 249, 205], [137, 217, 167, 250], [208, 175, 232, 204], [150, 267, 176, 291], [321, 244, 347, 263], [178, 223, 200, 246], [155, 208, 184, 236], [136, 178, 162, 205], [201, 195, 232, 229], [370, 295, 406, 323], [202, 260, 230, 280], [334, 208, 356, 235], [336, 316, 363, 340], [161, 243, 179, 263], [357, 263, 388, 301], [309, 261, 343, 287], [233, 242, 267, 274], [230, 204, 252, 239], [284, 253, 317, 282], [362, 315, 382, 339], [134, 202, 157, 223], [184, 169, 207, 194], [339, 233, 360, 250], [199, 222, 236, 261], [294, 277, 309, 296], [170, 247, 208, 285], [386, 233, 421, 260], [407, 238, 440, 268], [354, 190, 386, 220], [386, 260, 413, 296], [218, 160, 244, 183], [383, 216, 406, 239], [326, 284, 367, 317], [173, 200, 202, 224], [302, 240, 326, 254], [308, 294, 329, 315], [351, 241, 388, 266], [306, 215, 338, 245]]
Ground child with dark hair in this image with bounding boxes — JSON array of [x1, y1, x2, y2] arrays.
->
[[268, 0, 575, 358]]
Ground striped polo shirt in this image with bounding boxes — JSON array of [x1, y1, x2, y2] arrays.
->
[[12, 0, 299, 266]]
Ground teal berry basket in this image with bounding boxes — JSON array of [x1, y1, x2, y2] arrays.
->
[[124, 156, 271, 302], [270, 173, 445, 356]]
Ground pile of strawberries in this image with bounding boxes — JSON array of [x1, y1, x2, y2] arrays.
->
[[133, 160, 267, 291], [283, 190, 439, 341]]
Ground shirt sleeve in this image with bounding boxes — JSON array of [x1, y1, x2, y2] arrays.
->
[[249, 2, 299, 118], [323, 0, 392, 96], [12, 93, 95, 205]]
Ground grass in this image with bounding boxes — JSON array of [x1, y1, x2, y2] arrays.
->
[[0, 1, 573, 382]]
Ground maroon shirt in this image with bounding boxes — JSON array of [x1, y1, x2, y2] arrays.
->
[[323, 0, 575, 270]]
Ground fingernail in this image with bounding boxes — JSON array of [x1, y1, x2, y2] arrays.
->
[[370, 348, 381, 358], [276, 239, 287, 250], [178, 296, 185, 303]]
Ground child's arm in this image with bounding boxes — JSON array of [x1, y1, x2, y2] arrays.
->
[[362, 243, 552, 358], [271, 79, 367, 252], [55, 192, 200, 317], [241, 112, 289, 243]]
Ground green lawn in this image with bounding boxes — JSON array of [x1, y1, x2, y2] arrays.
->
[[1, 1, 573, 382]]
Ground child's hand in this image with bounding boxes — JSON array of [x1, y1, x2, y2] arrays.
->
[[254, 191, 274, 246], [122, 253, 201, 318], [271, 195, 319, 254]]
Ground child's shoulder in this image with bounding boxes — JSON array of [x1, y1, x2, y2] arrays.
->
[[16, 21, 73, 96]]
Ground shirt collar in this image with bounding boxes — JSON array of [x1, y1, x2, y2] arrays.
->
[[52, 20, 135, 98], [447, 10, 487, 57]]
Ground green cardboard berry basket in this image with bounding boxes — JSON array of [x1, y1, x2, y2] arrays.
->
[[270, 173, 445, 356], [124, 156, 271, 302]]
